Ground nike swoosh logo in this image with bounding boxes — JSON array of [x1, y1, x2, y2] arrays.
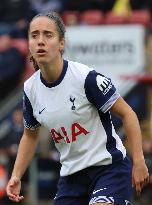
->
[[39, 108, 46, 114], [93, 188, 107, 194]]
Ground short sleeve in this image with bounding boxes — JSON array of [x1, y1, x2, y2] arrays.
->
[[23, 91, 41, 130], [85, 70, 120, 113]]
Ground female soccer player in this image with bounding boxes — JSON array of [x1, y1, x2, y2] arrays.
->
[[6, 11, 149, 205]]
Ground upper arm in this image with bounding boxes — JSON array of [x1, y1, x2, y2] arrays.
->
[[85, 70, 120, 113], [110, 97, 135, 118], [23, 127, 39, 139], [23, 91, 41, 130]]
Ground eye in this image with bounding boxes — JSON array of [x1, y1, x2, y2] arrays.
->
[[46, 33, 53, 38], [31, 34, 37, 39]]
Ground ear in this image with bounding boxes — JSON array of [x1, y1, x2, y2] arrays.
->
[[59, 39, 65, 51]]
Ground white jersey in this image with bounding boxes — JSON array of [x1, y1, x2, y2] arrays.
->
[[23, 60, 126, 176]]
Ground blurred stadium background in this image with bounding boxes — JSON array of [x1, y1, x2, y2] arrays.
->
[[0, 0, 152, 205]]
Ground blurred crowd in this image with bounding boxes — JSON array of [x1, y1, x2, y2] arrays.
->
[[0, 0, 152, 205], [0, 0, 152, 100]]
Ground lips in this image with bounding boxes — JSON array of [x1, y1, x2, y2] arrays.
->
[[36, 49, 47, 57], [37, 49, 46, 54]]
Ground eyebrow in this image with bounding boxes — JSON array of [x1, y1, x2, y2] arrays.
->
[[30, 30, 54, 35]]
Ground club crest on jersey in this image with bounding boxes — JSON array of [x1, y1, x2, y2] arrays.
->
[[70, 96, 76, 110], [96, 75, 112, 95]]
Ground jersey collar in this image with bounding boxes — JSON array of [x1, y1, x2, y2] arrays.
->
[[40, 60, 68, 88]]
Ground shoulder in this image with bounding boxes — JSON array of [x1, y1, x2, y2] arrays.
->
[[85, 70, 110, 84], [68, 60, 93, 74], [24, 70, 40, 97], [67, 60, 94, 81]]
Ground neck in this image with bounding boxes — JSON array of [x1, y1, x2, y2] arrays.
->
[[39, 57, 64, 83]]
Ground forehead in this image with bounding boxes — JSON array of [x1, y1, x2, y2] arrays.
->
[[29, 16, 57, 33]]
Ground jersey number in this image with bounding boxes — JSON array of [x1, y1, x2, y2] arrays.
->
[[50, 123, 89, 143]]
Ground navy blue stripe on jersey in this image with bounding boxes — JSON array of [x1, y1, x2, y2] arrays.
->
[[40, 60, 68, 88], [85, 70, 118, 112], [23, 91, 41, 130], [98, 111, 123, 162]]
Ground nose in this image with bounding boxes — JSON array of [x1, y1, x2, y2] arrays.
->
[[38, 35, 45, 46]]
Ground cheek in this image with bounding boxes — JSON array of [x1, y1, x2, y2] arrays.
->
[[48, 40, 60, 51], [29, 40, 36, 54]]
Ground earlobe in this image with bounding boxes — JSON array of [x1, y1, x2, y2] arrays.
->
[[60, 45, 64, 53], [60, 39, 65, 47], [61, 42, 64, 49], [59, 39, 65, 54]]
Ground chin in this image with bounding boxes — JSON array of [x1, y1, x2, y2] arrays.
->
[[37, 58, 47, 64], [38, 59, 46, 63]]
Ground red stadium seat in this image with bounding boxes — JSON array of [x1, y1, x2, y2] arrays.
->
[[80, 10, 104, 25], [128, 10, 151, 27], [104, 11, 128, 25], [11, 39, 34, 81], [11, 38, 28, 56], [12, 38, 34, 82], [23, 61, 34, 81], [62, 11, 80, 26]]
